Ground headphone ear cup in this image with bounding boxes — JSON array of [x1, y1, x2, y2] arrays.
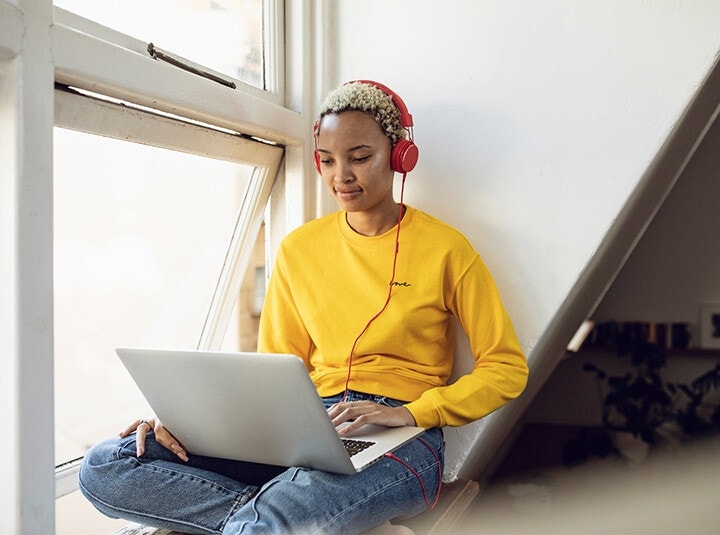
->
[[313, 150, 321, 174], [391, 139, 419, 173]]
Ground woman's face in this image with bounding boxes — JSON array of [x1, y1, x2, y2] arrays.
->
[[316, 110, 396, 217]]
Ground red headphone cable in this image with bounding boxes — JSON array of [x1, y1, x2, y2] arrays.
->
[[385, 436, 443, 510], [341, 173, 407, 402]]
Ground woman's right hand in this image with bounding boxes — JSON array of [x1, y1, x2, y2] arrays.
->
[[120, 418, 189, 462]]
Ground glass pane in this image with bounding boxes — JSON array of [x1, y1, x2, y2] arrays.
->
[[53, 128, 253, 466], [54, 0, 265, 89]]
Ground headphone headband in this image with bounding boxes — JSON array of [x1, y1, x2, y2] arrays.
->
[[347, 79, 414, 130]]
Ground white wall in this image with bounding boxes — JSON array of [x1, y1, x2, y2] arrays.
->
[[326, 0, 720, 479]]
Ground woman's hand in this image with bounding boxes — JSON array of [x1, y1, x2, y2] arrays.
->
[[120, 418, 189, 462], [326, 401, 417, 435]]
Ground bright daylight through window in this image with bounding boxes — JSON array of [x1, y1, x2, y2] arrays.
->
[[54, 128, 258, 465], [54, 0, 266, 89]]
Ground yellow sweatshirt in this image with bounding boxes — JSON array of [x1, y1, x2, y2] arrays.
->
[[258, 206, 528, 429]]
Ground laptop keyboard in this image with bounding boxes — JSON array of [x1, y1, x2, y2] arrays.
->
[[342, 438, 375, 457]]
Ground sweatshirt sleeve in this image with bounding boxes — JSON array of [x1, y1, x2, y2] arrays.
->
[[257, 246, 314, 366], [405, 255, 528, 428]]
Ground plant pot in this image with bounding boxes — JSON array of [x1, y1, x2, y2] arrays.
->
[[613, 431, 650, 464]]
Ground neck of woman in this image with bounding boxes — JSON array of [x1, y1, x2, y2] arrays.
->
[[346, 203, 405, 237]]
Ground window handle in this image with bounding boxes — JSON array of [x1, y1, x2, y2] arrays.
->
[[147, 43, 236, 89]]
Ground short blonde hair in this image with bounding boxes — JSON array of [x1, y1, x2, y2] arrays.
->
[[317, 81, 407, 144]]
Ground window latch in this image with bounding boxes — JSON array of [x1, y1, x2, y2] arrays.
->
[[147, 43, 237, 89]]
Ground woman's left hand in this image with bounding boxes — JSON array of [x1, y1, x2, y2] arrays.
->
[[327, 400, 417, 435], [120, 418, 189, 462]]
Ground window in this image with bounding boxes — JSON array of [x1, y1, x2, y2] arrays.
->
[[51, 0, 291, 502], [5, 0, 309, 532], [54, 88, 282, 471]]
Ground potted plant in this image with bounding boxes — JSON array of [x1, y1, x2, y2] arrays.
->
[[583, 339, 673, 445], [563, 334, 720, 467], [670, 362, 720, 437]]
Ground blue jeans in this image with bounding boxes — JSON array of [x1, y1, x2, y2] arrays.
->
[[79, 392, 444, 535]]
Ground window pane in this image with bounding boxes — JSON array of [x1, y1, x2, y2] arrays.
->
[[54, 0, 265, 89], [53, 128, 254, 465]]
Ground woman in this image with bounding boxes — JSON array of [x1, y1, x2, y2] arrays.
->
[[79, 81, 528, 534]]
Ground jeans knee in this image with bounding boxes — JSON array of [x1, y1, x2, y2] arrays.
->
[[78, 437, 129, 503], [80, 436, 124, 474]]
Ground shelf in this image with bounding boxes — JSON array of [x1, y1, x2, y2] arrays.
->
[[572, 347, 720, 358]]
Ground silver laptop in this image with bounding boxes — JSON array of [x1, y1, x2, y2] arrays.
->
[[116, 347, 425, 475]]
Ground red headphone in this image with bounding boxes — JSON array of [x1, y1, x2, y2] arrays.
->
[[314, 80, 419, 174]]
